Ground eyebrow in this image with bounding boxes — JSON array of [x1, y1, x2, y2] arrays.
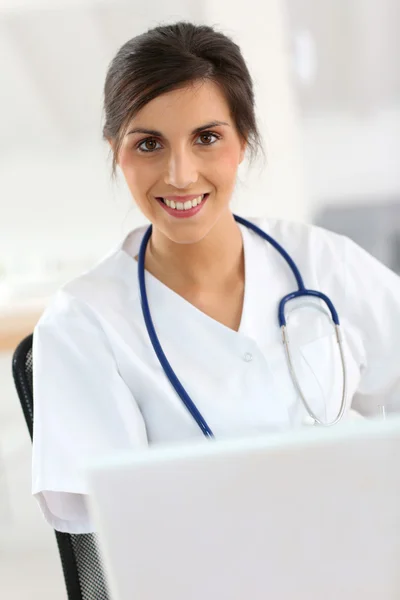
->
[[126, 120, 230, 137]]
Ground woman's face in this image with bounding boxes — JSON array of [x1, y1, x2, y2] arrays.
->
[[114, 80, 246, 244]]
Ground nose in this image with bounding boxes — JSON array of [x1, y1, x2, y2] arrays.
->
[[164, 147, 198, 189]]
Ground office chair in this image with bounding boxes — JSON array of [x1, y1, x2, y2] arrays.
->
[[12, 334, 110, 600]]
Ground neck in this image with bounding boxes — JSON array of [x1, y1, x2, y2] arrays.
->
[[147, 211, 244, 291]]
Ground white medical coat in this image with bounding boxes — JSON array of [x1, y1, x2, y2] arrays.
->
[[32, 218, 400, 533]]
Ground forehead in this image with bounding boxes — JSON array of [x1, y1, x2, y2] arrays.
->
[[129, 80, 232, 132]]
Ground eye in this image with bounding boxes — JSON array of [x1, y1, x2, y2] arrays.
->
[[195, 131, 221, 146], [136, 138, 162, 153]]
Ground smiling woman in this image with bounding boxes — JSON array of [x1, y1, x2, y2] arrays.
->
[[113, 81, 245, 247], [31, 20, 400, 537], [103, 23, 261, 259]]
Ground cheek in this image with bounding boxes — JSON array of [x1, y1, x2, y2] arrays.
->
[[210, 146, 241, 188], [119, 153, 154, 194]]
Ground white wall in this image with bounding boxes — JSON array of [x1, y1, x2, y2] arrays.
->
[[303, 108, 400, 215], [205, 0, 309, 224], [285, 0, 400, 216], [0, 145, 134, 272]]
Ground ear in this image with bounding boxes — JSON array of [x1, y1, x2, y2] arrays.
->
[[239, 139, 247, 164], [107, 138, 119, 165]]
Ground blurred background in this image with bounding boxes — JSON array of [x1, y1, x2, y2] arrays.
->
[[0, 0, 399, 597]]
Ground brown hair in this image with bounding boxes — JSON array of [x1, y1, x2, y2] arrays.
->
[[103, 21, 262, 177]]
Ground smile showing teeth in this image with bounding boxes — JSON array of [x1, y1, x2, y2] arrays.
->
[[161, 194, 206, 210]]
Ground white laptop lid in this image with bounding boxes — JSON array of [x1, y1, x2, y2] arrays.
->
[[86, 418, 400, 600]]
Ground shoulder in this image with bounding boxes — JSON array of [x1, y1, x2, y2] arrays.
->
[[241, 216, 357, 302], [245, 216, 348, 264], [36, 224, 147, 331], [246, 216, 400, 315]]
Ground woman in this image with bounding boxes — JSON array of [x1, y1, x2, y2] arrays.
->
[[32, 21, 400, 534]]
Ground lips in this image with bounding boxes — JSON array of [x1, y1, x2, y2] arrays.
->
[[156, 193, 209, 218], [157, 193, 207, 211]]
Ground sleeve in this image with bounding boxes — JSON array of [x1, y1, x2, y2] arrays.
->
[[342, 237, 400, 416], [32, 289, 148, 533]]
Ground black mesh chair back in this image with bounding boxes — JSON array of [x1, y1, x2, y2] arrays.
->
[[12, 334, 110, 600]]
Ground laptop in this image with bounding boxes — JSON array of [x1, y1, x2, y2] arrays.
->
[[86, 418, 400, 600]]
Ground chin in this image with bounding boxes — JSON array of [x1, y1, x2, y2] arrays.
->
[[161, 224, 212, 246]]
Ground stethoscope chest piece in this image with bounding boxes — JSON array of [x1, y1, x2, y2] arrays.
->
[[302, 415, 317, 426]]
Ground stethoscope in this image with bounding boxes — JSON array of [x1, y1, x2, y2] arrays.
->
[[138, 215, 347, 436]]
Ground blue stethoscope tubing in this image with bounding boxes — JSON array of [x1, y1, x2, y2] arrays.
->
[[138, 215, 347, 435]]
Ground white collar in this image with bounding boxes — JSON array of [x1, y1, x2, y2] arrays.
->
[[119, 221, 279, 347]]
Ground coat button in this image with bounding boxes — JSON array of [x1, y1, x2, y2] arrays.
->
[[244, 352, 253, 362]]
